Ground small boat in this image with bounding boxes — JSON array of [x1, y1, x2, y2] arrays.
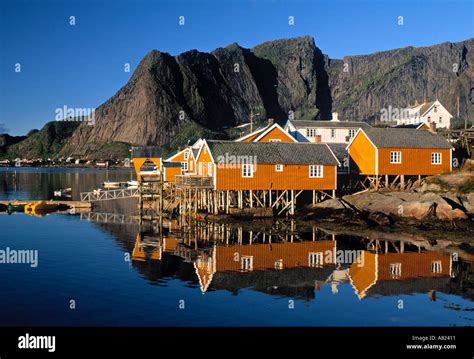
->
[[7, 203, 25, 213], [54, 188, 72, 197], [103, 181, 121, 189], [24, 201, 59, 215], [127, 180, 139, 189]]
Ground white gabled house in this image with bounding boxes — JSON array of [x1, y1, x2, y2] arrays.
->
[[284, 113, 372, 144], [397, 100, 453, 129]]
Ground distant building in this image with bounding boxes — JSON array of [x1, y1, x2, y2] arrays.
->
[[397, 100, 453, 129], [284, 113, 372, 144]]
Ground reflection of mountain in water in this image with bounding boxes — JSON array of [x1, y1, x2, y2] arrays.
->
[[86, 217, 473, 302]]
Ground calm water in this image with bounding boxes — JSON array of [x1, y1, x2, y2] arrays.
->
[[0, 167, 473, 326]]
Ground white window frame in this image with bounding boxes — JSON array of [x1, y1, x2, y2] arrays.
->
[[269, 139, 281, 142], [348, 129, 356, 138], [431, 260, 442, 273], [275, 164, 283, 172], [189, 160, 193, 171], [198, 162, 203, 175], [330, 128, 336, 138], [309, 165, 323, 178], [208, 162, 213, 176], [274, 259, 284, 270], [390, 151, 402, 164], [242, 164, 254, 178], [306, 128, 317, 137], [181, 161, 188, 171], [389, 263, 402, 278], [241, 256, 253, 271], [308, 252, 323, 268], [431, 152, 442, 165], [184, 151, 189, 160]]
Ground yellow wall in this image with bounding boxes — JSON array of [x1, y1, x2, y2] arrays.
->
[[348, 131, 377, 175]]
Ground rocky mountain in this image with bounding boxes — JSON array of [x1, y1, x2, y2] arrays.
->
[[53, 36, 474, 158], [60, 36, 330, 158], [328, 38, 474, 123], [2, 121, 79, 159]]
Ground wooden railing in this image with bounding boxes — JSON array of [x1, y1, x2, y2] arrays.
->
[[80, 188, 139, 202], [175, 175, 213, 188]]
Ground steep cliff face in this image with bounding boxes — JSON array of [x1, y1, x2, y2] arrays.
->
[[62, 36, 327, 157], [328, 38, 474, 123], [60, 36, 474, 158]]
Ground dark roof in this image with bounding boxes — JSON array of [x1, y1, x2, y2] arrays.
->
[[132, 146, 162, 158], [290, 120, 371, 129], [362, 128, 451, 149], [206, 140, 340, 166], [191, 148, 199, 159], [419, 101, 436, 115], [163, 161, 182, 168], [393, 124, 423, 129], [327, 143, 349, 162]]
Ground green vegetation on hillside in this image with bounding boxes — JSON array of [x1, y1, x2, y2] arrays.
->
[[1, 121, 80, 159]]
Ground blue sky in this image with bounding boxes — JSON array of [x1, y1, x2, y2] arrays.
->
[[0, 0, 473, 135]]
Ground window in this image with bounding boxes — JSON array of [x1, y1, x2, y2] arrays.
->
[[189, 160, 193, 171], [431, 152, 442, 165], [242, 164, 254, 178], [208, 162, 213, 176], [241, 256, 253, 271], [431, 260, 442, 273], [269, 139, 281, 142], [331, 129, 336, 138], [427, 116, 431, 121], [184, 152, 189, 160], [198, 162, 203, 175], [308, 252, 323, 267], [390, 151, 401, 164], [181, 161, 188, 171], [348, 129, 356, 138], [309, 165, 323, 178], [434, 106, 437, 113], [439, 117, 442, 123], [389, 263, 402, 278], [275, 259, 284, 270], [275, 164, 283, 172], [306, 128, 317, 137]]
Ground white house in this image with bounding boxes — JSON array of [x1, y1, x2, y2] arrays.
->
[[284, 113, 372, 144], [396, 100, 453, 129]]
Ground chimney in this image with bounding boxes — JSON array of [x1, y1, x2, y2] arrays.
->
[[331, 112, 339, 121], [267, 118, 274, 126]]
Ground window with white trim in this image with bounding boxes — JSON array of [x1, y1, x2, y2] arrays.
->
[[390, 151, 401, 164], [331, 129, 336, 138], [309, 165, 323, 178], [242, 164, 254, 178], [306, 128, 317, 137], [431, 152, 442, 165], [308, 252, 323, 267], [348, 129, 356, 138], [208, 162, 213, 176], [184, 151, 189, 160], [275, 164, 283, 172], [275, 259, 284, 270], [198, 162, 203, 175], [431, 260, 442, 273], [389, 263, 402, 278], [241, 256, 253, 271], [269, 139, 281, 142], [181, 162, 188, 171], [189, 160, 193, 171]]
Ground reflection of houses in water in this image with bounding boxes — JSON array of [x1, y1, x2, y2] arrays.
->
[[349, 242, 453, 299], [193, 240, 337, 293], [122, 221, 471, 301]]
